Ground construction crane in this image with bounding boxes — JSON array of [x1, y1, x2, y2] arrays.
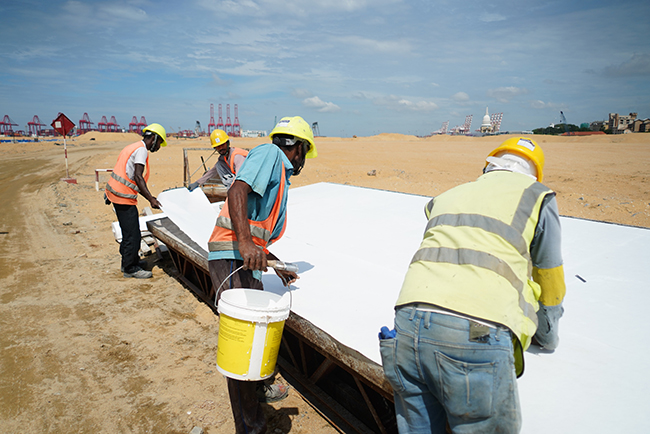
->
[[312, 122, 320, 137], [560, 111, 570, 135], [27, 115, 46, 136], [195, 121, 202, 137]]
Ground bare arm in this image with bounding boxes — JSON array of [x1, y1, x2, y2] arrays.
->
[[134, 163, 161, 209]]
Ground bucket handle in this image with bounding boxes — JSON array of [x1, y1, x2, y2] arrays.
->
[[214, 265, 293, 311]]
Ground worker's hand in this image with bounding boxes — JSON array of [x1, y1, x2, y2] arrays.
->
[[239, 240, 267, 271], [275, 269, 298, 287], [188, 181, 200, 192], [150, 197, 162, 210]]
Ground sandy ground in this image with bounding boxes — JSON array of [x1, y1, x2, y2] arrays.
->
[[1, 131, 648, 433]]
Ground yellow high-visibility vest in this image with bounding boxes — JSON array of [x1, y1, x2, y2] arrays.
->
[[396, 171, 554, 376]]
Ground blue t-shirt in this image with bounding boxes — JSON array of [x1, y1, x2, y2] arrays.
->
[[208, 143, 293, 263]]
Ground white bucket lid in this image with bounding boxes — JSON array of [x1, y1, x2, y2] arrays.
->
[[218, 288, 290, 322]]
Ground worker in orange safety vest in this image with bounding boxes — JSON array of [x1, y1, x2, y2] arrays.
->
[[105, 123, 167, 279], [208, 116, 317, 434], [188, 129, 249, 191]]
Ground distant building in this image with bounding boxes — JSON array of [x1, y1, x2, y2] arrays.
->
[[241, 130, 267, 138], [590, 120, 606, 131], [480, 107, 492, 133], [608, 112, 638, 133], [631, 118, 650, 133]]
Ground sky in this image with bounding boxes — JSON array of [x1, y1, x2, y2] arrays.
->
[[1, 0, 649, 137]]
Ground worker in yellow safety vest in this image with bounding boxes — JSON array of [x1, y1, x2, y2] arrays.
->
[[208, 116, 316, 434], [188, 129, 249, 191], [379, 137, 566, 434], [105, 123, 167, 279]]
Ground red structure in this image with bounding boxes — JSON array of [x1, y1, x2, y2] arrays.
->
[[128, 116, 139, 132], [78, 113, 94, 134], [0, 115, 18, 135], [27, 115, 46, 136], [98, 116, 108, 132], [225, 104, 232, 135], [207, 104, 216, 134], [107, 116, 119, 132], [216, 104, 224, 130], [137, 116, 147, 133], [232, 104, 241, 137], [128, 116, 148, 133]]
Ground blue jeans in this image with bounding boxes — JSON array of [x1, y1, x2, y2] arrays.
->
[[380, 306, 521, 434]]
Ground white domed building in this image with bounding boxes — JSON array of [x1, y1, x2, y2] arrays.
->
[[480, 107, 493, 133]]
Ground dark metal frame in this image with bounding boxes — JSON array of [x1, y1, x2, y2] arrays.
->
[[147, 217, 397, 434]]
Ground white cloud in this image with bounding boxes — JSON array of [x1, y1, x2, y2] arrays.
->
[[62, 1, 146, 22], [373, 95, 438, 111], [486, 86, 529, 103], [529, 100, 564, 110], [292, 88, 312, 98], [603, 53, 650, 77], [480, 13, 506, 22], [303, 96, 341, 113], [197, 0, 399, 17], [333, 35, 412, 54], [99, 3, 147, 20], [218, 60, 274, 76], [452, 92, 470, 102], [210, 74, 230, 86]]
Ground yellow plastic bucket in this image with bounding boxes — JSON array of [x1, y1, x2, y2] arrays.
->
[[216, 288, 290, 381]]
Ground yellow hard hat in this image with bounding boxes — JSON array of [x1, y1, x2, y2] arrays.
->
[[486, 137, 545, 182], [142, 123, 168, 147], [270, 116, 317, 158], [210, 129, 229, 148]]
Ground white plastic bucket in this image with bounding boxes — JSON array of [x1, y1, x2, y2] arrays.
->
[[216, 288, 290, 381]]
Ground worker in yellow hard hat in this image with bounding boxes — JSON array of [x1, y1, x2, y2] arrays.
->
[[380, 137, 566, 433], [105, 123, 167, 278], [188, 129, 249, 191], [208, 116, 316, 433]]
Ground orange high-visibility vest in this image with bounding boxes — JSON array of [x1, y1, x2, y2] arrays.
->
[[208, 162, 287, 255], [105, 141, 149, 205], [224, 148, 249, 174]]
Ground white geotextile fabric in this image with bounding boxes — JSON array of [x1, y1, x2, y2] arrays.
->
[[157, 187, 220, 252], [159, 182, 650, 433]]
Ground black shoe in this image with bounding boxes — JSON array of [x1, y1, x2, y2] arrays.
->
[[121, 260, 147, 272], [256, 383, 289, 403]]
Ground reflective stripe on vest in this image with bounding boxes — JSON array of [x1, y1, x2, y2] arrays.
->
[[397, 171, 554, 371], [411, 247, 531, 322], [423, 182, 551, 276], [105, 141, 149, 205], [208, 162, 287, 253]]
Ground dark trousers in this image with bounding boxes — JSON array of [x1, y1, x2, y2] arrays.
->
[[210, 259, 267, 434], [114, 203, 141, 273]]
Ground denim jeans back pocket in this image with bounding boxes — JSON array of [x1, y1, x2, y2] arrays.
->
[[379, 338, 406, 394], [435, 351, 496, 421]]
